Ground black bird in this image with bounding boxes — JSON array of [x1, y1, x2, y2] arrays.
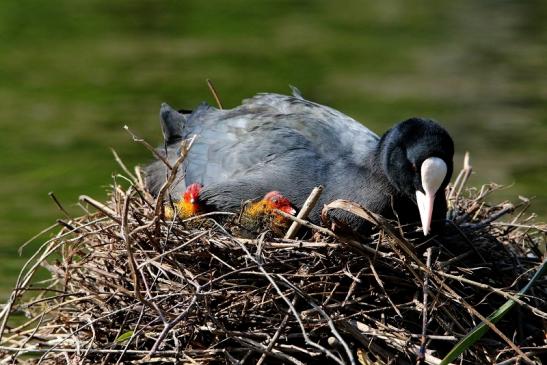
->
[[146, 89, 454, 236]]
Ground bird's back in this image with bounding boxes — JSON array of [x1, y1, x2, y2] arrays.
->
[[182, 92, 379, 185], [146, 91, 383, 227]]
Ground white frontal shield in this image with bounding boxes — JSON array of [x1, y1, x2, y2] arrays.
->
[[416, 157, 447, 235]]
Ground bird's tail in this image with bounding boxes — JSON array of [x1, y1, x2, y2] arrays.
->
[[159, 103, 187, 144]]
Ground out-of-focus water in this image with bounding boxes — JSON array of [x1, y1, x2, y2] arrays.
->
[[0, 0, 545, 299]]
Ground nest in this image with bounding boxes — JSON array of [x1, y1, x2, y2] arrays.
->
[[0, 155, 545, 365]]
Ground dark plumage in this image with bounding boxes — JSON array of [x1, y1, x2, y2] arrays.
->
[[146, 89, 454, 235]]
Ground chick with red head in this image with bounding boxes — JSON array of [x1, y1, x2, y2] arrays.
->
[[237, 191, 297, 237], [165, 183, 203, 220], [165, 185, 296, 236]]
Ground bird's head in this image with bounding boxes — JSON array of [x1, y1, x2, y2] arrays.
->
[[380, 118, 454, 235], [244, 191, 296, 222], [168, 183, 203, 219], [263, 191, 297, 216], [241, 191, 296, 236], [183, 183, 202, 206]]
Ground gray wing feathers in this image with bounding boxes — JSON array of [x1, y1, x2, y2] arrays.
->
[[147, 91, 380, 200], [239, 92, 379, 163]]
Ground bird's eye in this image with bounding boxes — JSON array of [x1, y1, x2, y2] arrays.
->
[[410, 163, 417, 172]]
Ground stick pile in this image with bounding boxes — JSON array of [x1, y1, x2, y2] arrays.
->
[[0, 157, 545, 364]]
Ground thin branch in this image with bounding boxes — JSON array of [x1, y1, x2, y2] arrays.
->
[[284, 186, 323, 239], [418, 248, 433, 364], [111, 148, 138, 183], [124, 125, 173, 170], [48, 192, 71, 220], [206, 78, 223, 109]]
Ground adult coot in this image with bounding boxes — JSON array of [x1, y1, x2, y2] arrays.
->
[[146, 89, 454, 236]]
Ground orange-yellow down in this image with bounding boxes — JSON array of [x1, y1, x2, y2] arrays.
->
[[165, 186, 296, 236], [165, 183, 203, 220], [239, 191, 296, 236]]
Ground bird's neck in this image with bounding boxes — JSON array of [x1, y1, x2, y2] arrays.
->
[[323, 159, 394, 216], [322, 148, 421, 233]]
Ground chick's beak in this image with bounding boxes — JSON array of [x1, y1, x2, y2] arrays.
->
[[416, 157, 447, 236]]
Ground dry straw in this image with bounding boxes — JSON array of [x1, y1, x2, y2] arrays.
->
[[0, 142, 545, 364]]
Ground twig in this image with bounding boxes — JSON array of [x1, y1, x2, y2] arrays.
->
[[121, 187, 166, 322], [206, 79, 223, 109], [276, 209, 337, 239], [436, 271, 547, 319], [495, 347, 547, 365], [153, 135, 197, 219], [461, 203, 515, 229], [367, 260, 402, 317], [333, 200, 534, 361], [0, 346, 228, 356], [134, 165, 147, 193], [418, 248, 433, 364], [233, 337, 305, 365], [343, 320, 447, 365], [111, 148, 138, 183], [449, 152, 472, 200], [276, 276, 356, 365], [15, 222, 59, 256], [230, 236, 349, 365], [0, 225, 76, 339], [284, 186, 323, 239], [48, 192, 71, 220], [124, 125, 173, 170], [79, 195, 120, 223], [276, 208, 385, 256], [256, 294, 298, 365]]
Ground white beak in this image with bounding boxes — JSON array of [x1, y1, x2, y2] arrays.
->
[[415, 157, 447, 235]]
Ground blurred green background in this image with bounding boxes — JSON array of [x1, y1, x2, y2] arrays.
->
[[0, 0, 545, 300]]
